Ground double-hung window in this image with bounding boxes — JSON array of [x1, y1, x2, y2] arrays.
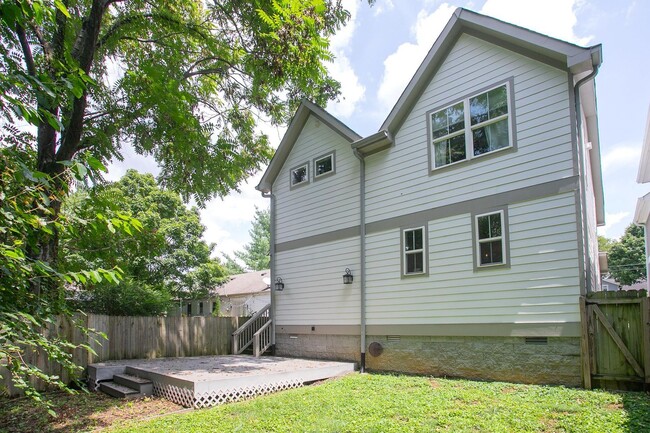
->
[[474, 210, 507, 268], [430, 81, 513, 170], [402, 227, 426, 276]]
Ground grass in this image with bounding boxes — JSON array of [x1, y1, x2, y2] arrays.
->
[[1, 374, 649, 432]]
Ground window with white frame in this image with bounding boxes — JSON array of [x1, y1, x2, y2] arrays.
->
[[403, 227, 426, 275], [290, 163, 309, 188], [430, 82, 512, 169], [475, 210, 506, 267], [314, 152, 335, 179]]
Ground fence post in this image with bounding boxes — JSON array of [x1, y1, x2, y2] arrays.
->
[[579, 296, 592, 389]]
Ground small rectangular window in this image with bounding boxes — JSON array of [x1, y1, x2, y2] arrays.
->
[[186, 303, 192, 316], [402, 226, 426, 276], [199, 301, 204, 315], [314, 152, 335, 179], [474, 210, 507, 268], [290, 162, 309, 189]]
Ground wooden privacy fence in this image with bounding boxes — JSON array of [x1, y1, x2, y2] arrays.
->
[[580, 290, 650, 390], [2, 314, 244, 394]]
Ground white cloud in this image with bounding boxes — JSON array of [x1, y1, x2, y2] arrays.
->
[[480, 0, 593, 45], [601, 144, 641, 172], [376, 3, 456, 109], [373, 0, 394, 16], [597, 211, 630, 238], [326, 0, 365, 118]]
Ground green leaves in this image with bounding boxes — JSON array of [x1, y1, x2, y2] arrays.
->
[[606, 224, 647, 286]]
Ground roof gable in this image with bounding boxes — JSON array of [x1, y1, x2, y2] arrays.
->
[[381, 7, 602, 135], [256, 100, 361, 193]]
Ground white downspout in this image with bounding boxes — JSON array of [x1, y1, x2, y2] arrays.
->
[[262, 191, 276, 350], [353, 149, 366, 372]]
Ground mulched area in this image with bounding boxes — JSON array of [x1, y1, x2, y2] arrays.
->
[[0, 390, 185, 433]]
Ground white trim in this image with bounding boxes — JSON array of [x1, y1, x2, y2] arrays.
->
[[430, 82, 513, 171], [474, 210, 507, 268], [313, 152, 335, 179], [402, 226, 427, 276], [289, 162, 309, 189]]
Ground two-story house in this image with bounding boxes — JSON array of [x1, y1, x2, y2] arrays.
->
[[256, 8, 604, 387]]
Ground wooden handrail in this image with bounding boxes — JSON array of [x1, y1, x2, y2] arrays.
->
[[232, 303, 271, 355]]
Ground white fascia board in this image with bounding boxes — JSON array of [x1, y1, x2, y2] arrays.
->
[[634, 193, 650, 225], [637, 106, 650, 183], [256, 101, 361, 193]]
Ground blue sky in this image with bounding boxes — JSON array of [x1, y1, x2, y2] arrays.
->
[[108, 0, 649, 260]]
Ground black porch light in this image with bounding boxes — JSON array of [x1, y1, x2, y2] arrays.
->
[[343, 268, 353, 284], [274, 277, 285, 291]]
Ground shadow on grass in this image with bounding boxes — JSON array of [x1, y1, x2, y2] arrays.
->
[[621, 391, 650, 432], [0, 390, 181, 433]]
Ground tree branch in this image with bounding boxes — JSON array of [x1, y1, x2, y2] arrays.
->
[[15, 24, 36, 76]]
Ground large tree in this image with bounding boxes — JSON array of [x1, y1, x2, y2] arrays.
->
[[62, 170, 228, 315], [236, 207, 270, 271], [607, 224, 646, 286], [1, 0, 352, 289]]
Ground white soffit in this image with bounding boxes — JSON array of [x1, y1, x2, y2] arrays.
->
[[637, 105, 650, 184]]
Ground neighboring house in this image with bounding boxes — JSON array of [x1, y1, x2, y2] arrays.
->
[[256, 8, 604, 387], [633, 106, 650, 293], [170, 270, 270, 317], [215, 269, 271, 317], [601, 278, 619, 292]]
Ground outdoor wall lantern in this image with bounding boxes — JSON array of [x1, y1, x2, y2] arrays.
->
[[274, 277, 285, 291], [343, 268, 353, 284]]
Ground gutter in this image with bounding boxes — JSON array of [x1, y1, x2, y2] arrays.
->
[[573, 54, 601, 294], [262, 191, 276, 350], [352, 149, 367, 373]]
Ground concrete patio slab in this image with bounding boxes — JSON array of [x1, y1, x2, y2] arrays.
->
[[88, 355, 356, 408]]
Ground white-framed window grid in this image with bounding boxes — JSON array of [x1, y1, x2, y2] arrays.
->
[[290, 162, 309, 188], [430, 81, 513, 170], [403, 226, 426, 275], [475, 210, 506, 267]]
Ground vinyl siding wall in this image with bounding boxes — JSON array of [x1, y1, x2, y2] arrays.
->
[[273, 115, 360, 244], [365, 192, 581, 325], [365, 33, 575, 223], [274, 237, 360, 325]]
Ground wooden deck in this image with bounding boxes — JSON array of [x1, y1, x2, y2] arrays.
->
[[88, 355, 356, 408]]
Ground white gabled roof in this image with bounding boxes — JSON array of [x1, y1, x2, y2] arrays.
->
[[637, 106, 650, 183], [256, 101, 361, 193]]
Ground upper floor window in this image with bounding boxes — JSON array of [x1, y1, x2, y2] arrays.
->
[[402, 226, 427, 276], [313, 151, 335, 181], [290, 162, 309, 189], [474, 210, 507, 268], [430, 81, 513, 170]]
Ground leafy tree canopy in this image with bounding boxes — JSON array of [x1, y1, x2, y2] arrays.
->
[[62, 170, 228, 315], [598, 235, 615, 252], [235, 207, 270, 271], [1, 0, 351, 204], [607, 224, 646, 286]]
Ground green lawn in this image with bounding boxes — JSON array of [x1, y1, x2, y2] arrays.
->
[[107, 374, 650, 433]]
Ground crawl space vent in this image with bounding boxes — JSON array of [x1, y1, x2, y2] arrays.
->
[[525, 337, 548, 345]]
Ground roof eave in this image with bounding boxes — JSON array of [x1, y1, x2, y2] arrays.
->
[[637, 106, 650, 183], [256, 101, 361, 193], [352, 130, 394, 156], [634, 193, 650, 225]]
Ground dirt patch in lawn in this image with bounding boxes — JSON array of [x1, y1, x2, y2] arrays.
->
[[0, 391, 184, 433]]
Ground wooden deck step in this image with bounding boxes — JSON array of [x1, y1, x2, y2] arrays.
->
[[114, 373, 153, 396], [99, 381, 142, 399]]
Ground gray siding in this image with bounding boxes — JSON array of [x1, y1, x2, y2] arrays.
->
[[275, 237, 360, 326], [273, 115, 360, 244], [365, 192, 580, 325], [365, 34, 574, 223]]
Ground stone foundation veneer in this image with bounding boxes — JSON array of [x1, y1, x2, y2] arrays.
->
[[275, 333, 582, 387]]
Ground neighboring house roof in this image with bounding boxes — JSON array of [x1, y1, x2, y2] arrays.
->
[[602, 278, 647, 291], [215, 270, 271, 297], [256, 101, 361, 193]]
